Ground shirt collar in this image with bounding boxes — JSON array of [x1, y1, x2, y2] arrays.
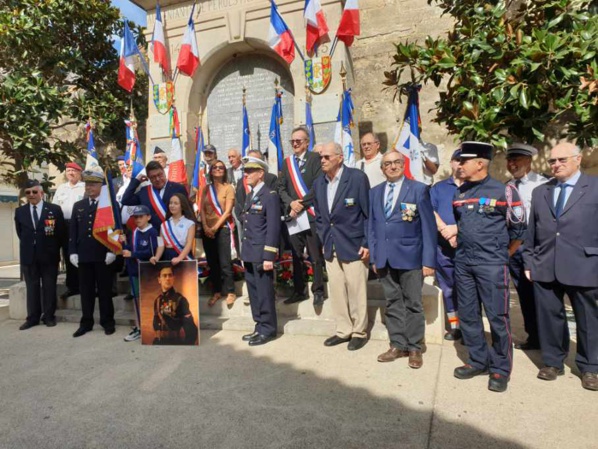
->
[[137, 224, 153, 233], [252, 182, 265, 195], [31, 200, 43, 210], [387, 175, 404, 187], [559, 170, 581, 187], [294, 150, 307, 161], [326, 165, 344, 183]]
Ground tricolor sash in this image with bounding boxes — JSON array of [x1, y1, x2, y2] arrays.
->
[[161, 219, 192, 260], [147, 185, 167, 222], [206, 185, 237, 258], [286, 156, 315, 217]]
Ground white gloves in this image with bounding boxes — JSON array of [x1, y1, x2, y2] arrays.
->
[[105, 252, 116, 265], [69, 254, 79, 268]]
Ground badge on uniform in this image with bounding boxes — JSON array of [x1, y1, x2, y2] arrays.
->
[[251, 203, 263, 212], [44, 219, 55, 236], [400, 203, 417, 221], [344, 198, 355, 207], [513, 206, 523, 219], [478, 197, 495, 214]]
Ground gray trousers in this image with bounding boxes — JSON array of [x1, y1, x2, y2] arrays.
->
[[378, 265, 424, 351]]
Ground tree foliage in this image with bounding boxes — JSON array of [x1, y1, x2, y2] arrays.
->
[[384, 0, 598, 149], [0, 0, 148, 189]]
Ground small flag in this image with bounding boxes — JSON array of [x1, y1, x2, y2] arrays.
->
[[85, 120, 99, 170], [176, 5, 200, 77], [304, 0, 329, 56], [394, 86, 424, 182], [268, 1, 295, 64], [306, 99, 315, 151], [242, 103, 251, 157], [191, 126, 208, 212], [334, 89, 355, 167], [151, 2, 170, 75], [335, 0, 360, 47], [118, 21, 139, 92], [268, 92, 284, 172], [168, 107, 188, 186]]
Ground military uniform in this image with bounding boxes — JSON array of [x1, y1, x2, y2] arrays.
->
[[152, 287, 198, 345]]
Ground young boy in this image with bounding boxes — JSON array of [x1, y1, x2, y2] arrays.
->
[[122, 205, 159, 342]]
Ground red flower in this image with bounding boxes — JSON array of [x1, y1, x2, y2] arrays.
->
[[281, 271, 292, 281]]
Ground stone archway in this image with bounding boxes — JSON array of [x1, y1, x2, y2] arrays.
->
[[206, 53, 295, 158]]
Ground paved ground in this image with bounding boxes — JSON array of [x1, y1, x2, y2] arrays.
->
[[0, 318, 596, 449]]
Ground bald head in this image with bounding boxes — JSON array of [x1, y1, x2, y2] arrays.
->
[[228, 148, 242, 169], [549, 142, 581, 182]]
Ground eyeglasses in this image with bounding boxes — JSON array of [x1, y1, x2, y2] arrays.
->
[[289, 139, 306, 145], [361, 141, 378, 147], [148, 173, 165, 181], [547, 156, 577, 165], [212, 166, 225, 171], [383, 160, 405, 168], [24, 190, 39, 195], [319, 154, 338, 160]]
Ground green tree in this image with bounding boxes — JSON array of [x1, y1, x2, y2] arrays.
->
[[0, 0, 148, 189], [384, 0, 598, 149]]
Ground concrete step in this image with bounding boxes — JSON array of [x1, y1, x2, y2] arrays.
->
[[0, 301, 9, 322]]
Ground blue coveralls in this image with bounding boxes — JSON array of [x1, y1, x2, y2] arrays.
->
[[453, 176, 526, 377]]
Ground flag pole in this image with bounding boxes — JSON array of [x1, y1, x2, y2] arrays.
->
[[305, 82, 313, 152], [339, 61, 347, 152], [329, 36, 339, 59]]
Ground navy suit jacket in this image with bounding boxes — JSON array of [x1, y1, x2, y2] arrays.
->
[[15, 202, 66, 266], [523, 174, 598, 287], [121, 179, 188, 230], [313, 167, 370, 262], [368, 178, 437, 270]]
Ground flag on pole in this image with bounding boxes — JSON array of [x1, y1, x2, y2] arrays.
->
[[242, 103, 251, 157], [394, 87, 424, 182], [168, 107, 188, 186], [335, 0, 360, 47], [306, 98, 315, 151], [93, 170, 123, 255], [191, 125, 208, 212], [176, 5, 200, 77], [85, 120, 99, 170], [118, 21, 139, 92], [151, 2, 170, 75], [268, 91, 284, 172], [268, 1, 295, 64], [334, 89, 355, 167], [304, 0, 329, 55], [124, 119, 146, 180]]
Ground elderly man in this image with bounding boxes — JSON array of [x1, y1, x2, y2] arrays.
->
[[278, 126, 325, 306], [505, 144, 547, 350], [369, 151, 436, 367], [15, 179, 66, 329], [53, 162, 85, 299], [153, 147, 169, 178], [227, 148, 244, 188], [358, 132, 386, 187], [524, 143, 598, 391], [121, 160, 187, 231], [313, 142, 370, 350], [452, 142, 526, 393]]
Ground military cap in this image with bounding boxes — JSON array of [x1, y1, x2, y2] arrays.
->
[[242, 156, 269, 171], [506, 143, 538, 158], [459, 141, 494, 160], [203, 144, 217, 153], [131, 205, 151, 216], [153, 146, 165, 155], [450, 148, 462, 160], [24, 179, 41, 188], [82, 169, 104, 183], [65, 162, 83, 171]]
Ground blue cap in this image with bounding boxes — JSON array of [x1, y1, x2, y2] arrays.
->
[[131, 205, 151, 216], [451, 148, 462, 160], [116, 156, 125, 161]]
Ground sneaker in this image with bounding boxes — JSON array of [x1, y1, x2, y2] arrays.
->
[[124, 327, 141, 342]]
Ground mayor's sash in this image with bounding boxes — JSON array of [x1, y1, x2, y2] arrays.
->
[[161, 219, 193, 260], [147, 185, 167, 223], [286, 156, 315, 217]]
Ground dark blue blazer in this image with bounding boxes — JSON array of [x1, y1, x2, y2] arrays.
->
[[523, 174, 598, 287], [121, 179, 188, 230], [313, 167, 370, 262], [368, 178, 437, 270], [15, 202, 66, 265], [240, 187, 281, 263]]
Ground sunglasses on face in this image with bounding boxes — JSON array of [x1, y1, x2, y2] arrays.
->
[[319, 154, 338, 160], [25, 190, 40, 195], [548, 156, 576, 165], [289, 139, 306, 145], [212, 166, 225, 171]]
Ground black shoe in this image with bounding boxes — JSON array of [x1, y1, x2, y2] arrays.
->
[[242, 331, 259, 342], [514, 340, 540, 350], [348, 337, 368, 351], [313, 292, 325, 307], [60, 290, 79, 300], [104, 328, 116, 335], [283, 292, 308, 305], [73, 327, 90, 338], [44, 318, 57, 327], [123, 294, 134, 301], [454, 364, 489, 379], [488, 373, 509, 392], [19, 321, 38, 331], [324, 335, 351, 347], [119, 271, 129, 278], [248, 334, 275, 346], [444, 329, 462, 341]]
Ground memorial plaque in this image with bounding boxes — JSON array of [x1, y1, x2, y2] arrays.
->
[[206, 55, 295, 159]]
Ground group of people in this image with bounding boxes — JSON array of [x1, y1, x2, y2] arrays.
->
[[14, 125, 598, 393]]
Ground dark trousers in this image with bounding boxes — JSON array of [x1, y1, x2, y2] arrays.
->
[[22, 260, 59, 324], [435, 246, 459, 330], [455, 263, 513, 377], [203, 227, 235, 295], [289, 222, 324, 295], [62, 222, 79, 293], [245, 262, 277, 337], [378, 265, 424, 351], [534, 281, 598, 374], [78, 262, 115, 330], [509, 246, 539, 344]]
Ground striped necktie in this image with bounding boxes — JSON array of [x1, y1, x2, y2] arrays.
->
[[384, 183, 395, 218]]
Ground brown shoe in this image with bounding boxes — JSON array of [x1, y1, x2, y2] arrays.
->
[[377, 346, 408, 363], [226, 293, 237, 306], [537, 366, 565, 381], [408, 350, 423, 369], [208, 293, 222, 307], [581, 372, 598, 391]]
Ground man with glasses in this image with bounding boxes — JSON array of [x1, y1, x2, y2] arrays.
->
[[452, 142, 526, 393], [369, 151, 436, 367], [358, 132, 386, 187], [313, 142, 370, 350], [15, 179, 66, 330], [277, 126, 325, 306], [121, 160, 187, 231], [523, 142, 598, 391]]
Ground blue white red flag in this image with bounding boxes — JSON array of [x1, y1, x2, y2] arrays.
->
[[124, 119, 145, 179], [118, 21, 139, 92], [334, 89, 355, 167], [268, 1, 295, 64], [151, 2, 170, 75], [85, 121, 99, 170], [168, 107, 188, 187], [394, 87, 424, 182], [242, 103, 251, 157], [304, 0, 329, 55], [306, 99, 315, 151], [268, 91, 284, 172], [176, 5, 200, 77], [93, 170, 122, 254], [192, 125, 207, 212]]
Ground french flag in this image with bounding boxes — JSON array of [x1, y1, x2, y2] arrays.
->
[[176, 7, 200, 77], [85, 121, 99, 170], [268, 1, 295, 64], [394, 87, 424, 182], [304, 0, 329, 55], [118, 21, 138, 92], [335, 0, 360, 47], [93, 170, 123, 254], [168, 107, 189, 187], [151, 3, 170, 75]]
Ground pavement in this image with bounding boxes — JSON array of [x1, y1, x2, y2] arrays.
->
[[0, 316, 596, 449]]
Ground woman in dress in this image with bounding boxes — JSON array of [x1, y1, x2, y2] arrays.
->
[[151, 193, 196, 265], [201, 160, 237, 307]]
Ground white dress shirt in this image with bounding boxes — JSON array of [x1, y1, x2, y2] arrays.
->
[[508, 171, 548, 223], [384, 176, 404, 216], [553, 170, 581, 208], [53, 181, 85, 219], [326, 166, 344, 213]]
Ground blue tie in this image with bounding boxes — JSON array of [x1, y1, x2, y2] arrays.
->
[[555, 183, 569, 218], [384, 183, 395, 218]]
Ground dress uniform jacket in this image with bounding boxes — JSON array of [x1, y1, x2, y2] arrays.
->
[[69, 199, 109, 262], [153, 287, 198, 345]]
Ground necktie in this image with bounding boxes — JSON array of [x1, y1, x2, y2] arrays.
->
[[384, 183, 395, 218], [90, 199, 97, 210], [32, 205, 39, 229], [295, 156, 303, 169], [515, 179, 522, 189], [555, 183, 569, 218]]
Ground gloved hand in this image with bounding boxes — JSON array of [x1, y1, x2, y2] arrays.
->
[[105, 252, 116, 265], [69, 254, 79, 268]]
